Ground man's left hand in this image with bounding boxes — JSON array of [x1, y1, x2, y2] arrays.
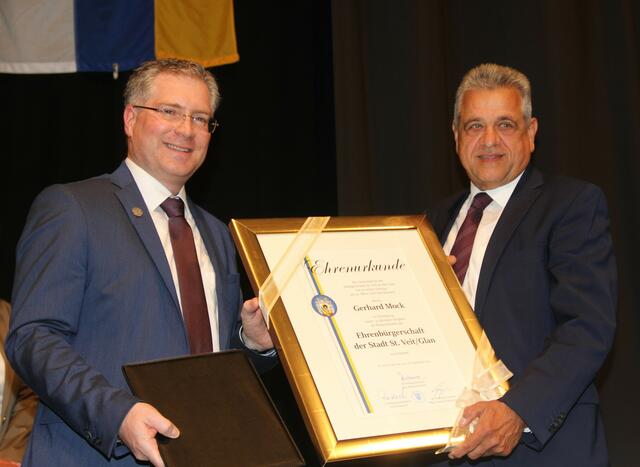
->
[[240, 297, 274, 351], [448, 400, 525, 460]]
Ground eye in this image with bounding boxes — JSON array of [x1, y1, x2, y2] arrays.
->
[[464, 122, 484, 132], [158, 106, 178, 118], [497, 120, 516, 130], [192, 115, 209, 126]]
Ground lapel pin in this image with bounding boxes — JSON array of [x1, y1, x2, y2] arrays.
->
[[132, 207, 144, 217]]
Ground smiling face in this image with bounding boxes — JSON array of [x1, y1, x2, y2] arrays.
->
[[453, 87, 537, 190], [124, 73, 212, 194]]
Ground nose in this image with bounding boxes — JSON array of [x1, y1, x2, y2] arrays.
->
[[174, 115, 195, 137], [480, 125, 499, 148]]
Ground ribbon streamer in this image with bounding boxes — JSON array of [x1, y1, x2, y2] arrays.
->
[[258, 216, 331, 327], [436, 331, 513, 454], [302, 256, 373, 413]]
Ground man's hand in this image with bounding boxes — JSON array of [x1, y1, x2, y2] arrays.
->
[[118, 402, 179, 467], [449, 400, 525, 460], [240, 297, 273, 351]]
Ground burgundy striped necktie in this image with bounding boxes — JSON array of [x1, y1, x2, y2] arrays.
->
[[450, 192, 493, 285], [161, 197, 213, 354]]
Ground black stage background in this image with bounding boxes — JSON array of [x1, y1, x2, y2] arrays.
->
[[2, 1, 638, 465]]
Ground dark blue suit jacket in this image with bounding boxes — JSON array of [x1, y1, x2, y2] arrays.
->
[[426, 167, 616, 466], [6, 163, 269, 466]]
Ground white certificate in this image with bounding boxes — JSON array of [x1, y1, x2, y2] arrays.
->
[[230, 216, 504, 462]]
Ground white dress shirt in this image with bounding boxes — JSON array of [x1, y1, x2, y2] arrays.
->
[[443, 172, 524, 307], [125, 158, 220, 351]]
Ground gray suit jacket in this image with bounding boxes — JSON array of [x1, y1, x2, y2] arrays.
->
[[6, 163, 265, 466]]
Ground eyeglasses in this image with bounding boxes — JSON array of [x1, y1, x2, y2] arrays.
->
[[133, 105, 220, 134]]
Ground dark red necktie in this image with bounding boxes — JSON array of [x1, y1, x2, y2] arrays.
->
[[161, 197, 213, 354], [450, 192, 493, 284]]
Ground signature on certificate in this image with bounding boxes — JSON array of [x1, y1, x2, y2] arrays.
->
[[430, 381, 458, 403], [380, 389, 426, 404]]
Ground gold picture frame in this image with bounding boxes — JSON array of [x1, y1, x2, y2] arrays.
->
[[230, 215, 505, 463]]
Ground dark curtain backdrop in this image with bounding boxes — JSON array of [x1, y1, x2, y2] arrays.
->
[[332, 1, 639, 466], [1, 0, 337, 299], [2, 0, 638, 466]]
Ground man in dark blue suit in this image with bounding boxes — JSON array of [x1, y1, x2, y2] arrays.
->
[[6, 59, 274, 466], [427, 64, 616, 466]]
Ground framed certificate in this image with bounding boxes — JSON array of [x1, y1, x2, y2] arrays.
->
[[230, 215, 506, 463]]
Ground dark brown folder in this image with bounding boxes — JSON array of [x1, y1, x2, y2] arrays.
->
[[122, 350, 304, 467]]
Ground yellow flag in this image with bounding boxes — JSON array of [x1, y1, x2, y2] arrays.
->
[[155, 0, 239, 67]]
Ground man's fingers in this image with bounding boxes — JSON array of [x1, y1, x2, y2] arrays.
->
[[129, 437, 163, 467], [448, 432, 479, 459], [119, 403, 180, 467], [144, 442, 166, 467], [148, 411, 180, 439], [449, 401, 524, 460], [449, 424, 500, 459], [241, 297, 260, 316], [144, 407, 179, 466], [466, 431, 512, 459], [459, 402, 485, 427], [462, 401, 485, 417], [241, 297, 273, 351], [466, 436, 495, 460], [463, 422, 507, 459]]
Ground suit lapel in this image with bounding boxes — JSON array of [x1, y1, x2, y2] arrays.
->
[[474, 167, 544, 315], [190, 203, 233, 350], [443, 194, 468, 242], [431, 191, 468, 242], [111, 163, 181, 311]]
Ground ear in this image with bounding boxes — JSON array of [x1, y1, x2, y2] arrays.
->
[[123, 105, 137, 137], [527, 117, 538, 152], [452, 123, 460, 150]]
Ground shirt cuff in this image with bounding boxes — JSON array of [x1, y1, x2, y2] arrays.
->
[[238, 325, 277, 357]]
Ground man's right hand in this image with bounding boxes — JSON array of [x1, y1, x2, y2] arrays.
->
[[118, 402, 180, 467]]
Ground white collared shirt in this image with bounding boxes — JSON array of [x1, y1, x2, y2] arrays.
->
[[443, 172, 523, 307], [125, 158, 220, 351]]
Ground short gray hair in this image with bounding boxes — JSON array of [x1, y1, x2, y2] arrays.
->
[[453, 63, 532, 128], [124, 58, 220, 113]]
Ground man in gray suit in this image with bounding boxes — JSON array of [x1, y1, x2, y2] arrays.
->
[[6, 59, 274, 466]]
